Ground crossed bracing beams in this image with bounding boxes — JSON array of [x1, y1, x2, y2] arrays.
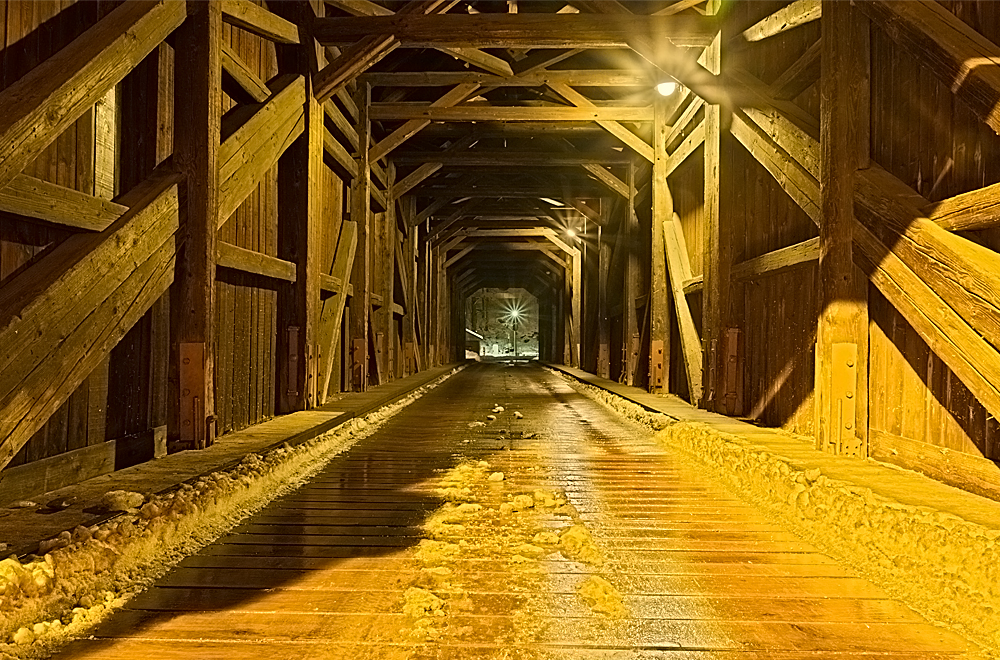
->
[[659, 0, 1000, 429]]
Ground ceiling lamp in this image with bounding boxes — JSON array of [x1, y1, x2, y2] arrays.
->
[[656, 81, 678, 96]]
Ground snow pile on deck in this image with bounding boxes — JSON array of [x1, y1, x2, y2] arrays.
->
[[0, 368, 461, 660], [557, 369, 1000, 657]]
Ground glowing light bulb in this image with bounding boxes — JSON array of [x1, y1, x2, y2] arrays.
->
[[656, 81, 678, 96], [566, 228, 577, 238]]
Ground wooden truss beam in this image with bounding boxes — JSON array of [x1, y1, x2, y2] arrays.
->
[[769, 38, 821, 100], [371, 83, 480, 161], [924, 182, 1000, 232], [547, 82, 654, 161], [217, 241, 296, 282], [0, 0, 184, 191], [218, 74, 306, 226], [369, 104, 654, 122], [221, 41, 271, 103], [0, 174, 127, 232], [0, 172, 180, 471], [858, 0, 1000, 136], [221, 0, 300, 44], [662, 213, 702, 401], [740, 0, 820, 43], [363, 70, 647, 87], [317, 221, 358, 403], [327, 0, 513, 76], [731, 237, 819, 281], [392, 151, 631, 166], [314, 13, 718, 48]]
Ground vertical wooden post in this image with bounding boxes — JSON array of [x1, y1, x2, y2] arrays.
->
[[349, 82, 372, 390], [818, 0, 870, 456], [701, 0, 723, 410], [571, 248, 581, 368], [277, 93, 322, 412], [624, 160, 640, 385], [173, 1, 220, 448], [597, 209, 611, 379], [401, 198, 417, 375], [651, 94, 673, 394]]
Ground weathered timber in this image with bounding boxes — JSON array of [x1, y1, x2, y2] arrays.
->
[[742, 106, 820, 181], [0, 0, 185, 191], [317, 221, 358, 402], [650, 95, 672, 393], [730, 109, 820, 223], [924, 181, 1000, 232], [324, 128, 357, 179], [217, 242, 296, 282], [769, 38, 821, 101], [0, 174, 127, 231], [392, 151, 631, 166], [702, 9, 725, 411], [582, 164, 629, 198], [221, 41, 270, 103], [314, 13, 718, 48], [662, 213, 702, 402], [870, 428, 1000, 503], [314, 35, 399, 104], [218, 75, 306, 227], [327, 0, 513, 76], [855, 166, 1000, 354], [221, 0, 300, 44], [566, 198, 603, 224], [393, 163, 443, 199], [816, 0, 869, 456], [655, 0, 705, 16], [663, 119, 706, 178], [369, 104, 654, 122], [412, 198, 451, 227], [547, 82, 654, 161], [664, 95, 705, 149], [731, 237, 820, 281], [349, 83, 373, 390], [741, 0, 821, 43], [370, 83, 479, 161], [324, 99, 360, 151], [858, 0, 1000, 136], [853, 222, 1000, 423], [362, 70, 646, 87], [173, 1, 221, 449], [0, 174, 180, 471], [0, 441, 118, 507]]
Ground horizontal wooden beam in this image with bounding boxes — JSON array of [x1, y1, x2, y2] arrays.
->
[[547, 82, 654, 161], [218, 74, 306, 227], [217, 241, 296, 282], [769, 37, 821, 101], [371, 83, 480, 161], [0, 171, 180, 472], [221, 41, 270, 103], [0, 0, 185, 191], [369, 104, 653, 122], [314, 13, 718, 48], [860, 0, 1000, 136], [314, 35, 398, 104], [392, 151, 631, 166], [663, 119, 705, 178], [731, 236, 819, 281], [221, 0, 300, 44], [320, 272, 347, 293], [740, 0, 820, 43], [414, 184, 604, 198], [0, 173, 127, 231], [923, 181, 1000, 232], [363, 70, 649, 87]]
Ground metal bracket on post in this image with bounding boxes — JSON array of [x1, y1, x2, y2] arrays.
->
[[179, 342, 206, 450], [723, 328, 743, 416], [286, 326, 300, 402], [705, 337, 718, 408], [650, 339, 664, 392], [352, 338, 367, 391], [831, 342, 859, 456]]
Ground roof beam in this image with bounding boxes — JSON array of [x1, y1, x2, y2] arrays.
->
[[371, 83, 480, 161], [370, 104, 653, 122], [392, 150, 630, 166], [363, 69, 647, 87], [857, 0, 1000, 136], [314, 13, 718, 48], [327, 0, 513, 75], [547, 82, 654, 160], [740, 0, 820, 43]]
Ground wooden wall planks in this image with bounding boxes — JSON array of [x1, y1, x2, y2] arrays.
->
[[215, 11, 280, 436]]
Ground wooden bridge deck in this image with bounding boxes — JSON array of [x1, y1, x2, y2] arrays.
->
[[53, 363, 978, 659]]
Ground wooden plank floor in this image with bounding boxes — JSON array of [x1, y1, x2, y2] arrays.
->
[[53, 363, 979, 659]]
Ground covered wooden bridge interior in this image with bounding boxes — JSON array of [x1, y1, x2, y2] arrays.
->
[[3, 0, 1000, 656]]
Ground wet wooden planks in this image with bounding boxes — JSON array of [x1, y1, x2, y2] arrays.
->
[[54, 364, 978, 659]]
